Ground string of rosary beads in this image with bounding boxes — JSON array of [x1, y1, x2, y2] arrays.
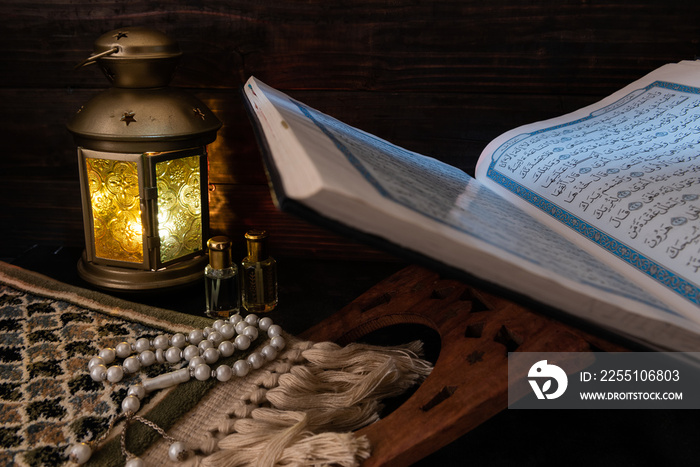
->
[[68, 313, 286, 466]]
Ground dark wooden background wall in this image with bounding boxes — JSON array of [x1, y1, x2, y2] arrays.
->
[[2, 1, 700, 261]]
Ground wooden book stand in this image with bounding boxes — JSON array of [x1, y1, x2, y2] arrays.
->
[[302, 265, 622, 466]]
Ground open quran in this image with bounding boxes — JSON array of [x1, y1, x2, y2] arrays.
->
[[243, 61, 700, 352]]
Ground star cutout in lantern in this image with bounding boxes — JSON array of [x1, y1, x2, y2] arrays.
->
[[193, 108, 206, 120], [121, 111, 136, 126], [114, 31, 128, 40]]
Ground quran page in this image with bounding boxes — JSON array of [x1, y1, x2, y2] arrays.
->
[[244, 77, 700, 350], [477, 61, 700, 321]]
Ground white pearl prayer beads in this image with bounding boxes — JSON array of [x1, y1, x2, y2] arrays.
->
[[168, 441, 188, 462], [125, 458, 145, 467], [73, 313, 286, 466], [68, 442, 92, 464], [88, 313, 285, 387]]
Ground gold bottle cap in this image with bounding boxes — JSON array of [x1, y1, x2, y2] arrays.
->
[[208, 236, 232, 269], [245, 230, 269, 262]]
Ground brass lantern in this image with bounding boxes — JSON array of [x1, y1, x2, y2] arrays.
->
[[67, 27, 221, 290]]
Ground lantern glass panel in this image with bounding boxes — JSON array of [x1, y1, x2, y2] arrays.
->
[[155, 154, 203, 263], [86, 157, 144, 263]]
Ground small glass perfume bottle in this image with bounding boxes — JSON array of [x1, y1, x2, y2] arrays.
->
[[241, 230, 278, 313], [204, 236, 240, 318]]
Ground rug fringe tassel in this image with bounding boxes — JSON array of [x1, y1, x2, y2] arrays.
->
[[195, 340, 432, 467]]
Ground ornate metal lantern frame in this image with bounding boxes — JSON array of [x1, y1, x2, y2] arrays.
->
[[68, 27, 221, 291]]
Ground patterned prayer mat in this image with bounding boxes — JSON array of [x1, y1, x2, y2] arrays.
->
[[0, 261, 212, 467], [0, 261, 433, 467]]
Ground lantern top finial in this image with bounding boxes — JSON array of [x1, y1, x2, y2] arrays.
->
[[93, 27, 181, 60], [77, 27, 183, 88], [68, 27, 221, 152]]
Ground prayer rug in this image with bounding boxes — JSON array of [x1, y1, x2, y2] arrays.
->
[[0, 261, 212, 467], [0, 261, 431, 467]]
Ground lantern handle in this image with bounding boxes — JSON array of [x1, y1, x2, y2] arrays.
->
[[74, 46, 119, 69]]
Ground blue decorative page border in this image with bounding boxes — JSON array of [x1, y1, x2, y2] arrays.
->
[[487, 81, 700, 307]]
